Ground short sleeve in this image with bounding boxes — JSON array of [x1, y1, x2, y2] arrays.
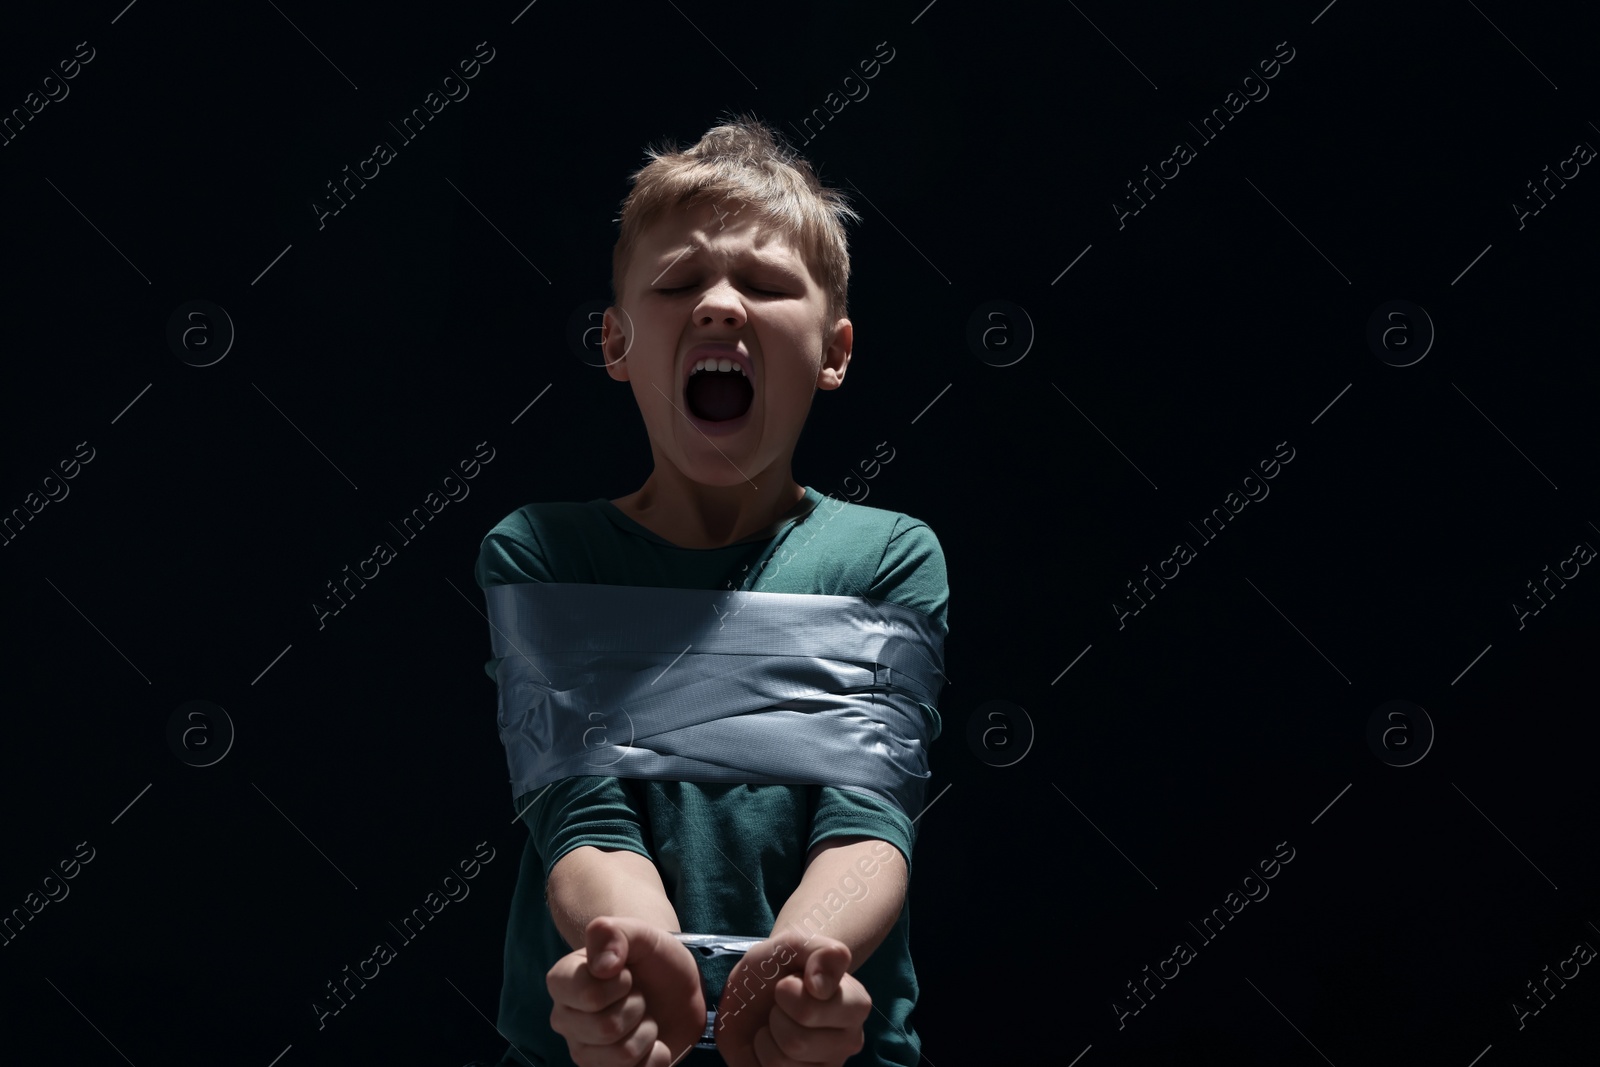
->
[[811, 513, 950, 872], [808, 786, 917, 874], [476, 513, 549, 679], [515, 779, 653, 882], [867, 518, 950, 637], [478, 508, 653, 878]]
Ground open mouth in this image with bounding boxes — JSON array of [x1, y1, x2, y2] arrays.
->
[[685, 360, 754, 422]]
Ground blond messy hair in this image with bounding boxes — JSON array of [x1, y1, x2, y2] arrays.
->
[[610, 112, 861, 328]]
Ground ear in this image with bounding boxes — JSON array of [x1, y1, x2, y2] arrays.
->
[[602, 305, 631, 381], [818, 317, 852, 390]]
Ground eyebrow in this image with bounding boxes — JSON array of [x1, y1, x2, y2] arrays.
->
[[650, 243, 700, 286]]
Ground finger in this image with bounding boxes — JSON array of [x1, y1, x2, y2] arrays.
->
[[802, 942, 850, 1000], [585, 916, 630, 979], [552, 988, 648, 1049], [752, 1024, 785, 1067], [579, 1009, 658, 1067], [773, 972, 871, 1030], [767, 993, 863, 1064], [548, 956, 634, 1013], [661, 1034, 698, 1067]]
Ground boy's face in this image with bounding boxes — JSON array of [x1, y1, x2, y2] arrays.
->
[[602, 200, 851, 489]]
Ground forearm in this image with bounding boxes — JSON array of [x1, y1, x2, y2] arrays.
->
[[546, 845, 681, 951], [770, 836, 907, 972]]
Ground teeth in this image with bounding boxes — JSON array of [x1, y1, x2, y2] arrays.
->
[[689, 357, 748, 378]]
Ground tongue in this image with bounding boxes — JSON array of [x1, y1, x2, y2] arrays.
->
[[687, 371, 753, 421]]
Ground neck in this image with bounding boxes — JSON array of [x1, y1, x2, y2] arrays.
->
[[623, 466, 805, 549]]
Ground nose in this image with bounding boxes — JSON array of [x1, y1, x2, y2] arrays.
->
[[693, 281, 747, 328]]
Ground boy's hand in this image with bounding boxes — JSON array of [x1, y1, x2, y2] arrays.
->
[[713, 932, 870, 1067], [547, 915, 706, 1067]]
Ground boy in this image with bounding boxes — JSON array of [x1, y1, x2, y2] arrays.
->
[[474, 114, 949, 1066]]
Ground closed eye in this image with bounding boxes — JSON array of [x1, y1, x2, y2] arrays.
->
[[656, 284, 787, 296]]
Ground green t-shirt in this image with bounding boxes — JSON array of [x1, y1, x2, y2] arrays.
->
[[475, 485, 949, 1066]]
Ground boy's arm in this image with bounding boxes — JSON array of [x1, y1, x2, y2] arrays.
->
[[712, 836, 901, 1066], [770, 835, 907, 970], [546, 844, 682, 949], [545, 848, 707, 1063]]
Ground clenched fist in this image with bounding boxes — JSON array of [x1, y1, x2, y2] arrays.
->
[[713, 931, 871, 1067], [547, 915, 707, 1067]]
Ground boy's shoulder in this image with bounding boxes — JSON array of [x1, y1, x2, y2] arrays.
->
[[813, 492, 944, 552], [475, 499, 602, 587], [480, 499, 592, 541], [812, 494, 948, 628]]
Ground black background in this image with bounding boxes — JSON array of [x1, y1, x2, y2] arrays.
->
[[2, 1, 1597, 1064]]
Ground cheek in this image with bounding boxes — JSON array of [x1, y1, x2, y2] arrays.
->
[[773, 366, 817, 406]]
